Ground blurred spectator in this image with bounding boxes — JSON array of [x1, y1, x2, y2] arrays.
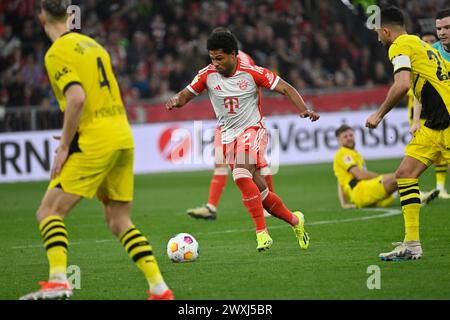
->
[[0, 0, 442, 131], [335, 59, 355, 88], [372, 61, 391, 85], [5, 70, 26, 107], [169, 60, 190, 93]]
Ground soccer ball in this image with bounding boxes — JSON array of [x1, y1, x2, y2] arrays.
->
[[167, 233, 199, 263]]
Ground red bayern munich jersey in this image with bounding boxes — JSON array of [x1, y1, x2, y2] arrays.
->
[[238, 50, 255, 66], [187, 58, 279, 144]]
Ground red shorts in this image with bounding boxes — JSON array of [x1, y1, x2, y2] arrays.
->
[[218, 125, 268, 170]]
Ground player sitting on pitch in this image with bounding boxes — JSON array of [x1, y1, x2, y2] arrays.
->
[[333, 125, 439, 209], [333, 125, 398, 209]]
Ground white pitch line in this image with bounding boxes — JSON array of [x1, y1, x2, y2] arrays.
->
[[11, 208, 401, 249], [196, 208, 402, 235], [11, 239, 116, 250]]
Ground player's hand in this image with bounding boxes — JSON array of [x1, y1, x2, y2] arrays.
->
[[299, 110, 320, 121], [409, 122, 421, 134], [341, 203, 356, 209], [166, 95, 181, 110], [51, 145, 69, 179], [365, 113, 383, 129]]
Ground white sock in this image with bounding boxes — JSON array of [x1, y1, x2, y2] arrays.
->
[[150, 281, 169, 295], [49, 273, 68, 283]]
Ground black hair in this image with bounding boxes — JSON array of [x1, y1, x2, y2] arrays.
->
[[335, 124, 353, 137], [380, 6, 405, 27], [420, 31, 438, 40], [42, 0, 71, 19], [436, 9, 450, 20], [211, 26, 231, 34], [207, 31, 238, 55]]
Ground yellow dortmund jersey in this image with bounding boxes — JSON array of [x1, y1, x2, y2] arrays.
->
[[333, 147, 365, 193], [45, 32, 133, 154], [389, 34, 450, 130], [406, 88, 426, 126], [407, 88, 414, 125]]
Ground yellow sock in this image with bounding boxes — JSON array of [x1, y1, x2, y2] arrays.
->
[[435, 164, 447, 190], [397, 178, 420, 242], [120, 226, 166, 291], [39, 215, 69, 279]]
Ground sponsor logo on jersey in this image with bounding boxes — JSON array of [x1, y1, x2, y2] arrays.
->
[[343, 155, 353, 165], [265, 72, 274, 84]]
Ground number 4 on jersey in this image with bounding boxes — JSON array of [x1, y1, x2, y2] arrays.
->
[[97, 57, 111, 91]]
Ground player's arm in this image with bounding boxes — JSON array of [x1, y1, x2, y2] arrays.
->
[[366, 70, 411, 129], [348, 166, 379, 180], [410, 96, 422, 134], [51, 84, 85, 179], [167, 70, 207, 110], [166, 88, 196, 110], [337, 183, 356, 209], [273, 79, 320, 121]]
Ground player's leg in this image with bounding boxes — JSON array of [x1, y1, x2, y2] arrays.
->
[[20, 148, 109, 299], [36, 188, 81, 281], [20, 180, 83, 299], [253, 130, 307, 247], [230, 127, 271, 251], [103, 200, 173, 300], [206, 128, 228, 212], [99, 148, 173, 300], [260, 165, 275, 192], [206, 163, 228, 212], [379, 126, 444, 261], [186, 165, 228, 220], [379, 156, 428, 261], [381, 173, 397, 194], [234, 160, 271, 251], [439, 128, 450, 198], [253, 170, 296, 225], [259, 165, 274, 217], [349, 176, 396, 208], [187, 127, 228, 219], [254, 170, 309, 249], [435, 155, 450, 198], [375, 173, 397, 207]]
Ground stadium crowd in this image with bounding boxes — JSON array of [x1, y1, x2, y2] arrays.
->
[[0, 0, 447, 112]]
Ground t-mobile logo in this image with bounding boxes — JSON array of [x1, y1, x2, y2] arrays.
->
[[224, 97, 239, 114]]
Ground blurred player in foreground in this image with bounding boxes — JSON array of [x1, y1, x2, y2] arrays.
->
[[20, 0, 172, 300]]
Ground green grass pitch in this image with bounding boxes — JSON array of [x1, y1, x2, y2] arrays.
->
[[1, 158, 449, 300]]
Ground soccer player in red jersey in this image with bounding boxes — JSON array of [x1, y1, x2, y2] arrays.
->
[[166, 31, 319, 251], [186, 28, 275, 220]]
